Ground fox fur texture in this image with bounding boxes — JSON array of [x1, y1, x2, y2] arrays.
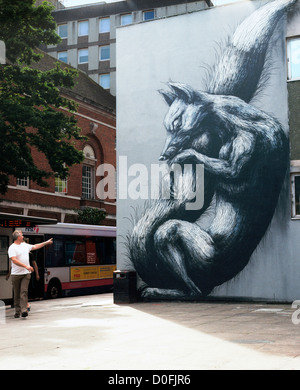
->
[[128, 0, 297, 300]]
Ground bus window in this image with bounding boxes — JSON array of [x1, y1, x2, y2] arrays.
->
[[96, 238, 116, 265], [65, 239, 85, 265], [0, 236, 9, 274], [45, 237, 64, 267]]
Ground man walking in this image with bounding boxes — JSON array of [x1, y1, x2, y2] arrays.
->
[[8, 230, 53, 318]]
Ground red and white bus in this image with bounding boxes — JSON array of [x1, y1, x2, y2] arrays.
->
[[22, 223, 116, 299]]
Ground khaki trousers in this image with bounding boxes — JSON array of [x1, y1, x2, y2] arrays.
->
[[11, 274, 31, 314]]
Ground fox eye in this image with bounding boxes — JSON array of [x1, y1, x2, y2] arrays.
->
[[172, 116, 182, 131]]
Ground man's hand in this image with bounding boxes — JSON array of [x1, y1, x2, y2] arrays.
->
[[46, 238, 53, 246]]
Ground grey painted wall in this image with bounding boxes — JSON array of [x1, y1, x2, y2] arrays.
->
[[116, 0, 300, 301]]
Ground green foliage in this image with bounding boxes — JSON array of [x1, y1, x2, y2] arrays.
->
[[0, 0, 86, 194], [0, 0, 60, 65], [75, 207, 107, 225]]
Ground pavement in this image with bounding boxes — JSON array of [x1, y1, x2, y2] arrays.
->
[[1, 293, 300, 370]]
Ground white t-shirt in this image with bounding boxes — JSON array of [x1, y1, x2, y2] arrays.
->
[[8, 242, 33, 275]]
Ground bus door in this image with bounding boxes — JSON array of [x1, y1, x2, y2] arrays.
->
[[25, 235, 45, 300]]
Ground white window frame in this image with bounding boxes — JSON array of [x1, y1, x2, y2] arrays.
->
[[99, 17, 110, 33], [290, 163, 300, 219], [58, 24, 68, 39], [291, 173, 300, 219], [78, 20, 89, 37], [78, 48, 88, 64], [99, 45, 110, 61], [99, 73, 110, 89], [82, 145, 96, 200], [143, 10, 155, 21], [58, 51, 68, 63], [287, 37, 300, 81], [82, 165, 94, 200], [55, 177, 68, 194], [121, 14, 132, 26], [16, 177, 29, 188]]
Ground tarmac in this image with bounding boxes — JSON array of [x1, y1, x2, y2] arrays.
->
[[1, 293, 300, 371]]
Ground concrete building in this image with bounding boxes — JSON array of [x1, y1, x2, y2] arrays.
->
[[43, 0, 213, 96]]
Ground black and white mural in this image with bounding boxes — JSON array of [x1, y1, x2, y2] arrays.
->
[[117, 0, 299, 300]]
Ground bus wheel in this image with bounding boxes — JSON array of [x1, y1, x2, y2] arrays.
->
[[47, 279, 62, 299]]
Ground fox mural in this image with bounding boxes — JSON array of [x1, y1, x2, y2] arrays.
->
[[127, 0, 298, 300]]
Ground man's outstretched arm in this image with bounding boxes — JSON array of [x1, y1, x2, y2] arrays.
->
[[31, 238, 53, 251]]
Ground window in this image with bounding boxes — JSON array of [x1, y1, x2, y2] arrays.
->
[[45, 237, 65, 267], [65, 240, 85, 265], [78, 20, 89, 36], [287, 38, 300, 80], [58, 51, 68, 63], [96, 237, 116, 265], [0, 236, 8, 274], [291, 173, 300, 218], [82, 165, 93, 199], [78, 48, 88, 64], [17, 177, 28, 188], [100, 45, 110, 61], [58, 24, 68, 39], [55, 177, 67, 194], [121, 14, 132, 26], [99, 74, 110, 89], [82, 145, 96, 199], [99, 17, 110, 33], [143, 10, 155, 21]]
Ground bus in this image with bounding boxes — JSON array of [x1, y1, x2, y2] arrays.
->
[[0, 213, 57, 304], [22, 223, 116, 299]]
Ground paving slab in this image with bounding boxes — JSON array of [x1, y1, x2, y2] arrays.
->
[[1, 294, 300, 370]]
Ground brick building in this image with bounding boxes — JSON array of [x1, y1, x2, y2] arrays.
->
[[0, 51, 116, 225]]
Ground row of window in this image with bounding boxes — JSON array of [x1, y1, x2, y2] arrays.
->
[[17, 165, 95, 199], [16, 145, 100, 200], [45, 236, 116, 267], [58, 45, 110, 64], [57, 10, 155, 39], [57, 47, 110, 89]]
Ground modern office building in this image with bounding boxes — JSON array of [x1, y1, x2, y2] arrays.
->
[[43, 0, 213, 96]]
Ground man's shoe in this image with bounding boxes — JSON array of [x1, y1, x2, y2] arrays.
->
[[14, 313, 20, 318], [21, 312, 28, 318]]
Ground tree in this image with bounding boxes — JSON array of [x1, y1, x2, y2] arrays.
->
[[0, 0, 84, 194], [75, 207, 107, 225]]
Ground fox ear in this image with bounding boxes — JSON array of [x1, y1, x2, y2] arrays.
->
[[158, 89, 176, 106], [168, 82, 195, 103]]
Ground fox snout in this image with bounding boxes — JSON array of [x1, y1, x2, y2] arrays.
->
[[159, 146, 178, 161], [159, 134, 188, 161]]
